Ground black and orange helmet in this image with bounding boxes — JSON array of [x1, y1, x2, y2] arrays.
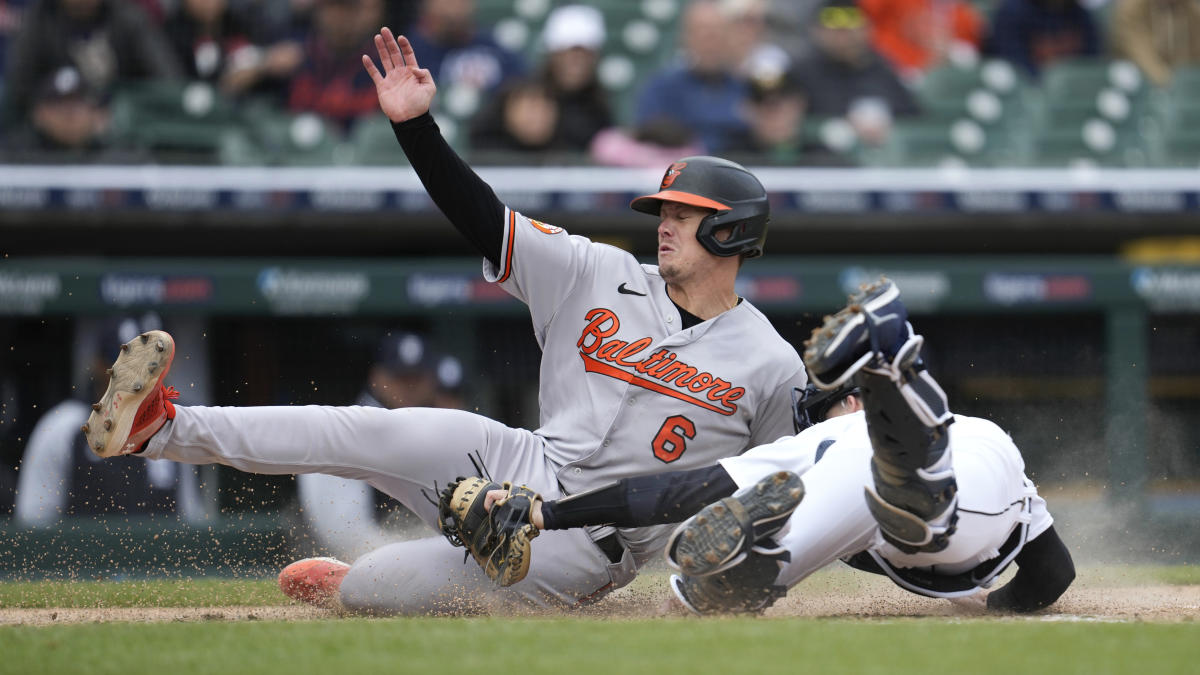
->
[[630, 156, 770, 258]]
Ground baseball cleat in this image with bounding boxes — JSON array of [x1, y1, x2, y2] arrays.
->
[[803, 277, 908, 389], [278, 557, 350, 607], [665, 470, 804, 577], [83, 330, 178, 457]]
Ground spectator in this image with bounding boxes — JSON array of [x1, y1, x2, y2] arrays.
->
[[468, 77, 562, 158], [986, 0, 1101, 78], [2, 0, 183, 128], [635, 0, 751, 154], [287, 0, 383, 130], [163, 0, 302, 97], [402, 0, 525, 94], [297, 331, 467, 560], [725, 0, 793, 80], [14, 316, 204, 527], [763, 0, 827, 63], [1111, 0, 1200, 87], [589, 118, 706, 168], [792, 0, 920, 146], [2, 66, 111, 159], [537, 3, 612, 150], [859, 0, 985, 80], [0, 0, 32, 104], [727, 67, 841, 165]]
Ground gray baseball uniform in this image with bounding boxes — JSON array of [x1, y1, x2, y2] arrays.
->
[[140, 208, 806, 614]]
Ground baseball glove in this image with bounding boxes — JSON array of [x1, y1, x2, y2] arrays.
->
[[437, 476, 542, 587]]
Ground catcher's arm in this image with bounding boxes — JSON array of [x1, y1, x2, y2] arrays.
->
[[984, 525, 1075, 612], [533, 464, 737, 531]]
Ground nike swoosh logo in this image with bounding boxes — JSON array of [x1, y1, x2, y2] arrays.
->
[[618, 283, 647, 296]]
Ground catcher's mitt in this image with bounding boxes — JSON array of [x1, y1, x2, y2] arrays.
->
[[437, 476, 542, 587]]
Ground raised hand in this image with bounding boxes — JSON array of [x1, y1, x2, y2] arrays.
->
[[361, 27, 436, 124]]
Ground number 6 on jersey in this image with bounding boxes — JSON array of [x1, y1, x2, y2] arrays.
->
[[652, 415, 696, 463]]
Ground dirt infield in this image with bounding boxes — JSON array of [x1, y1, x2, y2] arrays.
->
[[3, 575, 1197, 626]]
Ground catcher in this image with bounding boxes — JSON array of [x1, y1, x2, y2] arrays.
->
[[444, 279, 1076, 614]]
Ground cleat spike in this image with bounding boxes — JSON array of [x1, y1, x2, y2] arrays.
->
[[92, 403, 101, 411], [695, 515, 707, 526], [121, 344, 130, 352], [140, 333, 149, 343], [94, 442, 105, 451], [132, 382, 143, 392], [103, 419, 113, 430], [81, 424, 90, 433], [155, 340, 165, 352], [105, 368, 113, 376]]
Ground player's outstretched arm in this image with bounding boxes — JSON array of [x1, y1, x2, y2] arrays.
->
[[485, 465, 740, 531], [362, 27, 505, 266], [362, 28, 436, 124]]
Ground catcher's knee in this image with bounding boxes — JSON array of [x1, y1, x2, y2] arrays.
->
[[669, 545, 789, 616], [856, 335, 959, 554]]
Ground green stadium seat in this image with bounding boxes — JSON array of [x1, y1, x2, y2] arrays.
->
[[347, 114, 410, 166], [865, 119, 1012, 167], [109, 80, 243, 162], [1041, 58, 1147, 102], [218, 107, 347, 166], [919, 64, 986, 102], [1156, 131, 1200, 168], [1025, 122, 1150, 167]]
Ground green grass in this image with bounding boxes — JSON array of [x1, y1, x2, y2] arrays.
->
[[2, 618, 1197, 675], [0, 563, 1194, 609], [1, 568, 1197, 675], [0, 578, 282, 609]]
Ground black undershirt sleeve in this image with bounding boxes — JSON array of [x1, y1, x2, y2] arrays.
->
[[391, 113, 505, 267], [987, 524, 1075, 613], [540, 464, 738, 530]]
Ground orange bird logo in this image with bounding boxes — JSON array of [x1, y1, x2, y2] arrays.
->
[[660, 162, 687, 189]]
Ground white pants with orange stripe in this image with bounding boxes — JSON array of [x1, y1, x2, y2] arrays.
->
[[141, 405, 636, 614]]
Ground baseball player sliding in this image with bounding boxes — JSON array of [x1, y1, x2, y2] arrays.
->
[[80, 27, 806, 615], [458, 279, 1076, 614]]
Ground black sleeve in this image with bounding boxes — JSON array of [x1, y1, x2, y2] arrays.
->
[[541, 465, 738, 530], [391, 113, 506, 266], [986, 525, 1075, 613]]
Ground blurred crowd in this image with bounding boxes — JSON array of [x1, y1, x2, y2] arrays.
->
[[0, 0, 1197, 165]]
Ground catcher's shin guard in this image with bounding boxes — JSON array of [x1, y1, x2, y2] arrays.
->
[[669, 545, 790, 616], [857, 332, 958, 554]]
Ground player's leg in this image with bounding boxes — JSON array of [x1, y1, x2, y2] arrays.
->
[[669, 438, 879, 614], [804, 277, 958, 554], [338, 526, 634, 615], [665, 470, 805, 577]]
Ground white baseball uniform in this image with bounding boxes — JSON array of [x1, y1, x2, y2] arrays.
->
[[719, 411, 1052, 595], [140, 208, 806, 614]]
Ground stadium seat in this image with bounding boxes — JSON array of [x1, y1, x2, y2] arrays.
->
[[1025, 121, 1150, 167], [219, 107, 348, 166], [865, 119, 1011, 167], [109, 80, 243, 162], [1041, 58, 1147, 102], [348, 115, 410, 166]]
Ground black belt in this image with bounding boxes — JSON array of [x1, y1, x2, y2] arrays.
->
[[594, 533, 625, 564]]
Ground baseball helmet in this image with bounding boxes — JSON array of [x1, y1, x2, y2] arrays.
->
[[791, 382, 861, 433], [630, 156, 770, 258]]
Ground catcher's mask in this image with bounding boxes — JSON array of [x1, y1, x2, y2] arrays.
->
[[791, 382, 861, 433], [630, 155, 770, 258]]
